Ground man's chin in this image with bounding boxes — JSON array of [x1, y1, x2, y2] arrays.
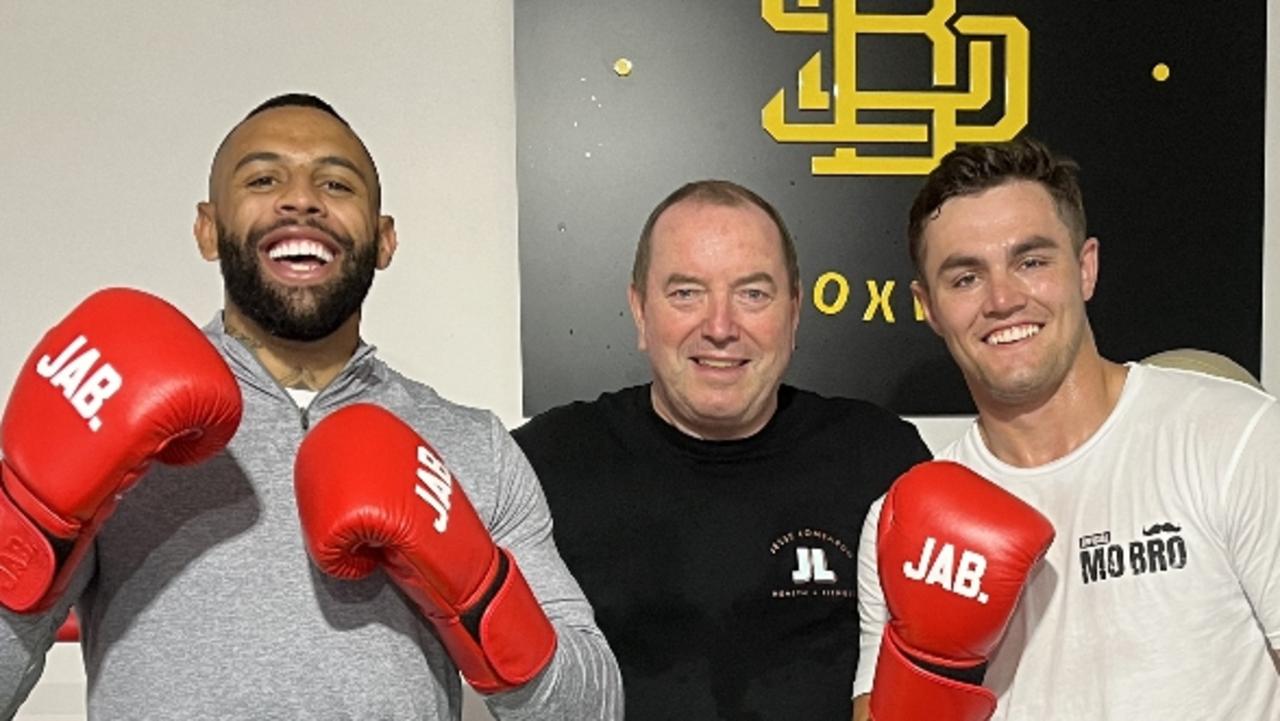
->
[[237, 294, 348, 342], [980, 370, 1057, 407], [264, 315, 349, 343], [686, 402, 776, 439], [261, 274, 327, 299]]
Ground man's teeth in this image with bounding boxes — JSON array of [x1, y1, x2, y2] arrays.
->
[[987, 324, 1041, 345], [268, 239, 334, 264], [697, 358, 742, 368]]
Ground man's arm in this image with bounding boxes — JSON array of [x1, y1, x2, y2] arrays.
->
[[1223, 400, 1280, 662], [852, 692, 871, 721], [0, 545, 91, 717], [852, 496, 885, 721], [853, 497, 888, 700], [474, 416, 622, 720]]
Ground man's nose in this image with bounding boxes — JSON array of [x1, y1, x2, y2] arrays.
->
[[701, 294, 740, 344], [275, 177, 325, 217], [983, 271, 1027, 317]]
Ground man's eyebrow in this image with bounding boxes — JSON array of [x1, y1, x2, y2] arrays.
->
[[934, 235, 1063, 277], [231, 152, 368, 185], [232, 151, 282, 173], [315, 155, 368, 184], [663, 273, 705, 287], [733, 272, 777, 288], [935, 253, 985, 276], [1010, 235, 1059, 257]]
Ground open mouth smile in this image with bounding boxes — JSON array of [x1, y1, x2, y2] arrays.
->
[[984, 323, 1042, 346], [257, 227, 342, 283], [693, 357, 748, 369]]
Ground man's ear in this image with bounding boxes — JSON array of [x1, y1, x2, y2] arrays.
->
[[1079, 236, 1100, 301], [194, 202, 219, 261], [627, 283, 648, 351], [911, 279, 942, 337], [375, 215, 398, 270]]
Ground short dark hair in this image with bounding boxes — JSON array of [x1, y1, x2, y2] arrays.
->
[[244, 93, 350, 126], [907, 138, 1086, 280], [632, 180, 800, 299], [211, 93, 380, 206]]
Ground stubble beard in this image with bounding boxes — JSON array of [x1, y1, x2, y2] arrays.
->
[[974, 323, 1086, 407]]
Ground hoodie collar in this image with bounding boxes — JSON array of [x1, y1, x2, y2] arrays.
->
[[202, 312, 382, 407]]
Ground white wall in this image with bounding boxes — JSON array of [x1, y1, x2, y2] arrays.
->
[[2, 2, 518, 719], [0, 0, 524, 428], [1, 2, 1275, 719]]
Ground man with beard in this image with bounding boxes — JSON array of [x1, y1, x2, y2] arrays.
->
[[0, 94, 621, 719]]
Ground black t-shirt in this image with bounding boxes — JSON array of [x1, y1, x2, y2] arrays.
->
[[513, 384, 931, 720]]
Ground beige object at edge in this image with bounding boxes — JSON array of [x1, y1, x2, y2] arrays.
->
[[1140, 348, 1265, 391]]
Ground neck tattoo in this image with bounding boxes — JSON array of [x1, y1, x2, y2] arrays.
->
[[226, 326, 264, 351]]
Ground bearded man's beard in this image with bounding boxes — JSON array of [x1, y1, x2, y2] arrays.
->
[[217, 221, 377, 342]]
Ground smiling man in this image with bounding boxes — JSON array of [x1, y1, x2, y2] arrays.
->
[[0, 94, 621, 719], [194, 95, 398, 392], [514, 180, 930, 720], [854, 139, 1280, 719]]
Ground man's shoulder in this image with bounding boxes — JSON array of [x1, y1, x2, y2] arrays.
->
[[1136, 362, 1273, 410], [782, 385, 921, 435], [370, 363, 498, 433], [1129, 363, 1278, 452], [514, 385, 646, 441]]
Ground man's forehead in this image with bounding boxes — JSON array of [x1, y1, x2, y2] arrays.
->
[[653, 201, 781, 253], [935, 180, 1057, 224], [659, 197, 771, 227], [923, 182, 1067, 252], [214, 106, 372, 175]]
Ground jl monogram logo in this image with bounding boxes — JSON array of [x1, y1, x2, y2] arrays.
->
[[792, 546, 837, 584]]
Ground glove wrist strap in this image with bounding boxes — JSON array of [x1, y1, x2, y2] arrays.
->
[[430, 547, 557, 694], [0, 464, 56, 612], [869, 626, 997, 721]]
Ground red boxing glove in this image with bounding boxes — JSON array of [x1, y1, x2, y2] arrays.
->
[[0, 288, 243, 612], [870, 461, 1054, 721], [294, 403, 557, 693]]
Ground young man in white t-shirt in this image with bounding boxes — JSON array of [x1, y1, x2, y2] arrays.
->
[[853, 138, 1280, 720]]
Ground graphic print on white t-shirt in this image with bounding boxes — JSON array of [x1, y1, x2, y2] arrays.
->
[[1076, 520, 1188, 585]]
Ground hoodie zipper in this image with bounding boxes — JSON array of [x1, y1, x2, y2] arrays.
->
[[218, 323, 377, 433]]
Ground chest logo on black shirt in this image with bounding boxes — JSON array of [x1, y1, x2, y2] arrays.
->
[[1077, 521, 1188, 585], [768, 528, 855, 599], [792, 547, 837, 583]]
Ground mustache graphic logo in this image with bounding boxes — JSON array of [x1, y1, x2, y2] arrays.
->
[[1142, 522, 1182, 536]]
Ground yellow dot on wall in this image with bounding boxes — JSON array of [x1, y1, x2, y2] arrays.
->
[[613, 58, 633, 77], [1152, 63, 1171, 82]]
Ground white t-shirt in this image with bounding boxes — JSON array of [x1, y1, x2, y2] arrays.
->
[[855, 363, 1280, 719]]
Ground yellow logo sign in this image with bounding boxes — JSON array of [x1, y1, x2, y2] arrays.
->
[[762, 0, 1029, 175]]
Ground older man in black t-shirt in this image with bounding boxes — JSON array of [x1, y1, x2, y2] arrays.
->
[[514, 180, 929, 720]]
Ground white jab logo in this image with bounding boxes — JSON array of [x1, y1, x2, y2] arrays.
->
[[902, 536, 989, 603], [414, 445, 454, 533], [792, 547, 837, 584], [35, 334, 123, 432]]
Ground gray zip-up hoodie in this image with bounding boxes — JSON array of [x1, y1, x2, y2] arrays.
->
[[0, 314, 622, 720]]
